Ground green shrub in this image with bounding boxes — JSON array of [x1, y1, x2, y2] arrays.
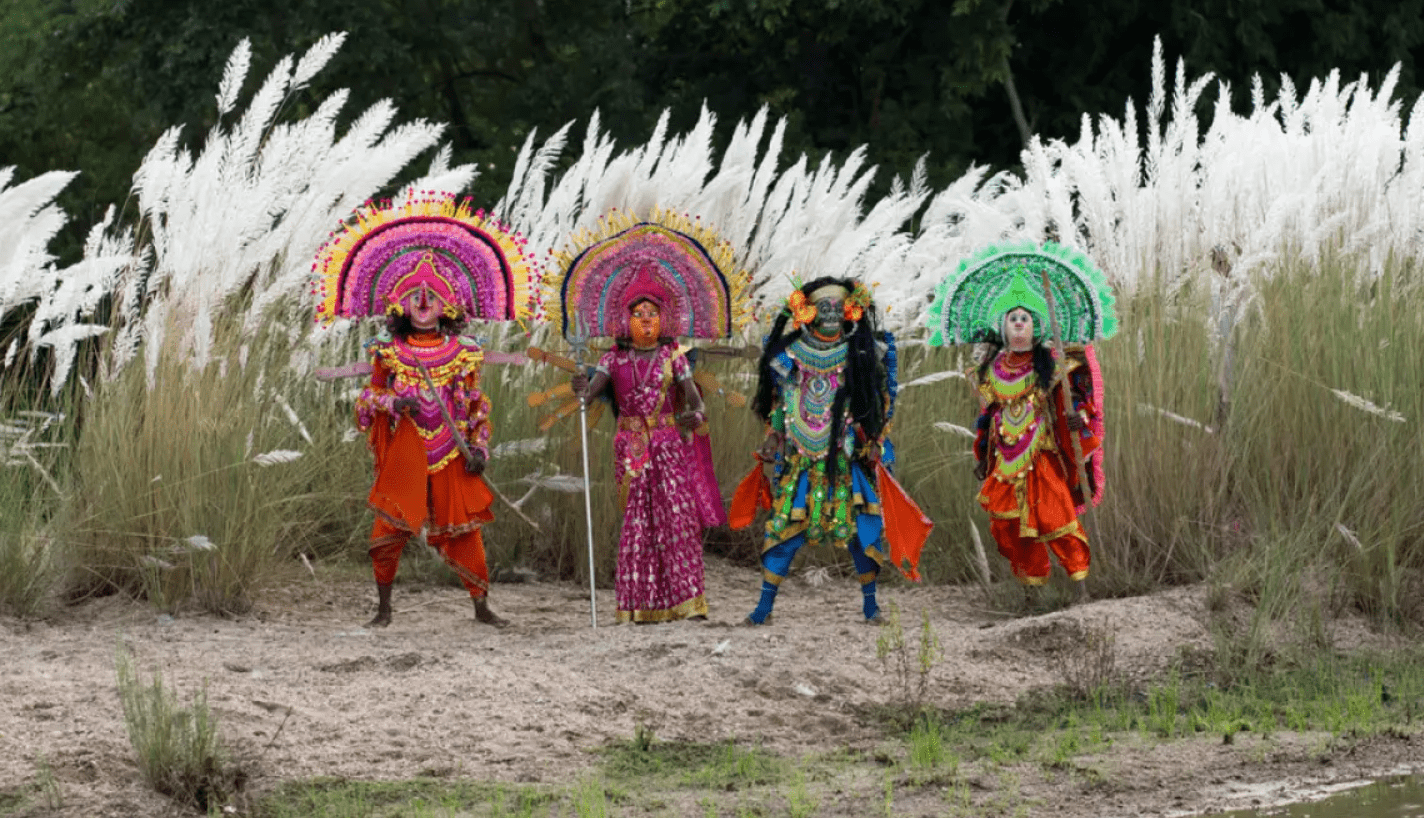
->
[[115, 646, 245, 811]]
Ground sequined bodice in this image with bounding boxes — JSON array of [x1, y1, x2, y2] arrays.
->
[[981, 351, 1049, 479], [783, 338, 847, 458]]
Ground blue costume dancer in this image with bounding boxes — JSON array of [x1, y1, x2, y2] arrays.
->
[[742, 278, 898, 625]]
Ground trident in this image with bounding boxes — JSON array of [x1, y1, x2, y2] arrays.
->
[[568, 316, 599, 628]]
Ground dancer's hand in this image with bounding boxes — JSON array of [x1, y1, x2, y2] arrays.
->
[[392, 396, 419, 415], [571, 373, 588, 398], [974, 459, 987, 481], [676, 410, 703, 434], [864, 440, 882, 465], [464, 449, 487, 476], [756, 433, 781, 463]]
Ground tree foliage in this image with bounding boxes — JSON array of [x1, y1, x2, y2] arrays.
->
[[3, 0, 1423, 263]]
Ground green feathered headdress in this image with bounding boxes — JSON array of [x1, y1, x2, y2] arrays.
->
[[926, 241, 1119, 346]]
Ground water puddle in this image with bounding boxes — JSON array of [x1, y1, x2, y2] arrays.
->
[[1200, 774, 1424, 817]]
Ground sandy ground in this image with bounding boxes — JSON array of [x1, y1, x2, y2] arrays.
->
[[1, 557, 1419, 818]]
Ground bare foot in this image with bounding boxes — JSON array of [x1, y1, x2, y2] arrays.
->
[[366, 609, 391, 628], [473, 597, 509, 628]]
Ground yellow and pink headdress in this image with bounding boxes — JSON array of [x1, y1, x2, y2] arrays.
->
[[311, 192, 537, 324], [546, 208, 751, 340]]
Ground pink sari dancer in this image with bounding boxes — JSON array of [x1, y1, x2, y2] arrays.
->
[[555, 210, 751, 623], [594, 337, 719, 623]]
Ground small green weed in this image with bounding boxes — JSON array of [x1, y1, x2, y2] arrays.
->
[[115, 646, 244, 811], [598, 732, 786, 792], [875, 603, 943, 717]]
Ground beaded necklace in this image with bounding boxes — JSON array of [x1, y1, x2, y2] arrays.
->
[[784, 337, 848, 458], [985, 351, 1047, 480], [629, 345, 663, 389]]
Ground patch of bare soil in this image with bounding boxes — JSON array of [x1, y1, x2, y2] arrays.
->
[[0, 557, 1418, 817]]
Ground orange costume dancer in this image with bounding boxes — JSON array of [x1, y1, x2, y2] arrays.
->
[[973, 341, 1100, 586], [927, 242, 1116, 598], [358, 326, 497, 624], [311, 192, 538, 627]]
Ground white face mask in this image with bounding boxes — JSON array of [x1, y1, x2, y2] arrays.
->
[[1002, 308, 1035, 350]]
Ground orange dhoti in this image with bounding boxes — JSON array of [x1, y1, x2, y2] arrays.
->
[[979, 450, 1089, 585], [367, 415, 495, 597]]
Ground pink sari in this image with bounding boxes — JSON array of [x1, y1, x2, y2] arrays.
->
[[600, 345, 723, 622]]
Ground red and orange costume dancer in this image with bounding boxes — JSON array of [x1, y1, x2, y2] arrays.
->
[[973, 342, 1100, 585], [927, 242, 1116, 596], [312, 193, 537, 627], [358, 329, 496, 614]]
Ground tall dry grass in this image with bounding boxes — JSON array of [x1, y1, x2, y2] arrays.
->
[[4, 249, 1422, 636], [55, 317, 369, 613]]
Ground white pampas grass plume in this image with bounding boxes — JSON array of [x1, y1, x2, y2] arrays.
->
[[290, 32, 346, 89], [932, 421, 977, 439], [902, 370, 966, 388], [519, 473, 585, 492], [968, 518, 993, 593], [1334, 522, 1365, 552], [1328, 389, 1405, 423], [185, 535, 217, 552], [252, 449, 303, 466], [1136, 403, 1216, 433], [215, 38, 252, 116], [35, 324, 109, 395], [274, 394, 314, 444], [341, 427, 360, 444], [492, 437, 549, 458]]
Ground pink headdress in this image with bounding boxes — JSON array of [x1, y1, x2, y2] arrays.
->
[[619, 266, 674, 328], [311, 192, 537, 325], [546, 208, 751, 340], [384, 252, 460, 315]]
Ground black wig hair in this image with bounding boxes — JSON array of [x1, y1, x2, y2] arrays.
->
[[753, 277, 886, 481]]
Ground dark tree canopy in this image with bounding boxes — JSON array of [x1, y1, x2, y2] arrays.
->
[[3, 0, 1423, 262]]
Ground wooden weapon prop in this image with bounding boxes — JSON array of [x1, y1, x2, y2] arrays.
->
[[1037, 269, 1097, 532], [411, 357, 545, 535]]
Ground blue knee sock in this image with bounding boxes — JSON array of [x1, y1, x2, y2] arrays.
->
[[748, 580, 779, 624], [860, 580, 879, 620], [850, 538, 881, 620]]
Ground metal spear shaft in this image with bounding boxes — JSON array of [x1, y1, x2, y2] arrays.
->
[[569, 318, 599, 628]]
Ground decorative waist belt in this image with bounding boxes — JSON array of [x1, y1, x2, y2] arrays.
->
[[617, 414, 676, 433]]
